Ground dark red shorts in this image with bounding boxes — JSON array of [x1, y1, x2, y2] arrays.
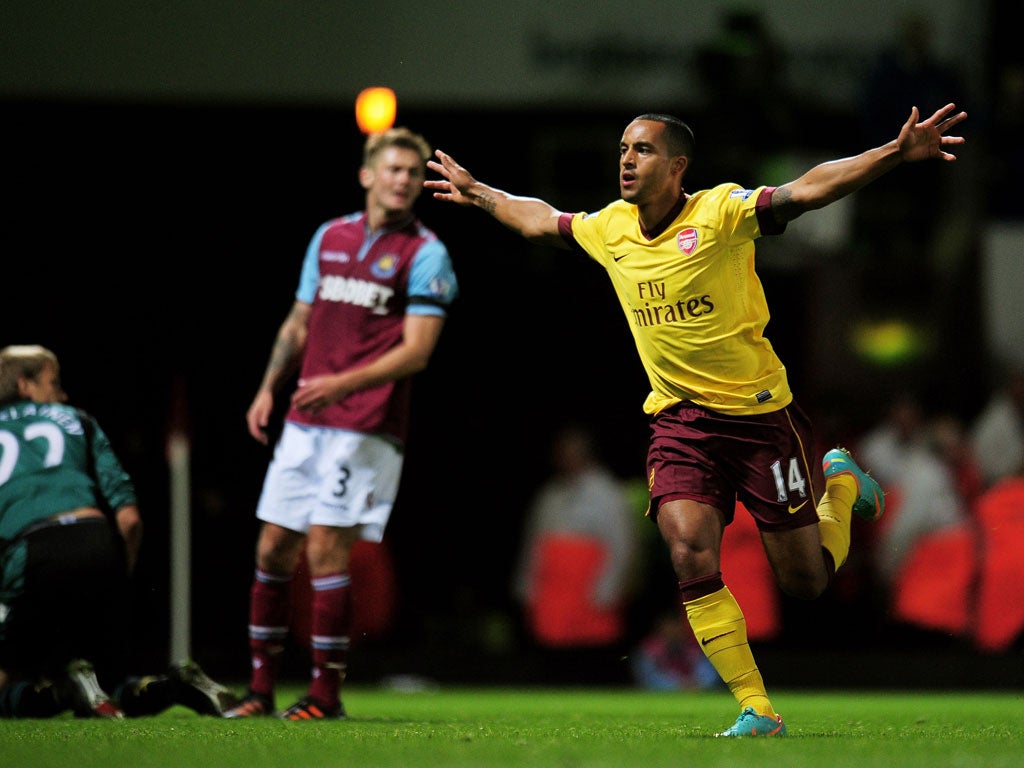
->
[[646, 401, 823, 532]]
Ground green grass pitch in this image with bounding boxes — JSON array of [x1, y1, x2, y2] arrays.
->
[[3, 685, 1021, 768]]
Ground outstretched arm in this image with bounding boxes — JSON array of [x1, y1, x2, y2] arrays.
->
[[425, 150, 570, 249], [771, 103, 967, 224]]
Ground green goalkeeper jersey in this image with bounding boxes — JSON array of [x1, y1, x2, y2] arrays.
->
[[0, 401, 137, 541]]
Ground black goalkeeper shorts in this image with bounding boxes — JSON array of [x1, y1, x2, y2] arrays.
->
[[0, 517, 130, 680]]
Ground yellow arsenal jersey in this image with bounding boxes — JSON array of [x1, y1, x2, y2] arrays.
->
[[568, 183, 792, 415]]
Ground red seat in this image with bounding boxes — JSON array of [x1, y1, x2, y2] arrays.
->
[[973, 478, 1024, 652], [890, 525, 975, 636], [525, 534, 624, 647]]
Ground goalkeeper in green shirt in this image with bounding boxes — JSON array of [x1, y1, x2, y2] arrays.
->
[[0, 344, 234, 718]]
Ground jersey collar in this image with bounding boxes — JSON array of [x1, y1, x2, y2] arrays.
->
[[640, 188, 688, 240]]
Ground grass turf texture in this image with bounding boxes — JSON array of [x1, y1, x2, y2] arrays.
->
[[4, 686, 1021, 768]]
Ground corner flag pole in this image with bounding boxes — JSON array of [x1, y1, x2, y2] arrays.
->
[[167, 376, 191, 664]]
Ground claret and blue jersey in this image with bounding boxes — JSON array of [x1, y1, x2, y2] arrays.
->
[[287, 210, 458, 442]]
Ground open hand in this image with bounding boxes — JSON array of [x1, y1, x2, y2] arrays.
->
[[897, 103, 967, 163], [424, 150, 477, 205]]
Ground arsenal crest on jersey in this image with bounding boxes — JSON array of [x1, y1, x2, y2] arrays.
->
[[677, 227, 698, 255]]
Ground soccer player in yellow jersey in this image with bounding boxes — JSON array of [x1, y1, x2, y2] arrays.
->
[[426, 102, 967, 736]]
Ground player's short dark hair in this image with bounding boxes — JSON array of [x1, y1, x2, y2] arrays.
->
[[631, 114, 696, 159], [363, 127, 432, 168]]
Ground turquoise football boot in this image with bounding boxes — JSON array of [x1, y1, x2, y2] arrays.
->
[[822, 447, 885, 521], [716, 706, 787, 737]]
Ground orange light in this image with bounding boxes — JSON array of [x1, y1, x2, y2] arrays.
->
[[355, 87, 397, 134]]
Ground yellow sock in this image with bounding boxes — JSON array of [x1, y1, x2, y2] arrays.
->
[[684, 585, 775, 717], [818, 473, 856, 569]]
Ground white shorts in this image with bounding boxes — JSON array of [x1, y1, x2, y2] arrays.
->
[[255, 422, 403, 542]]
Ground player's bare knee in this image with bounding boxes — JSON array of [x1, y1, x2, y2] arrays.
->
[[256, 525, 306, 573], [776, 569, 828, 600]]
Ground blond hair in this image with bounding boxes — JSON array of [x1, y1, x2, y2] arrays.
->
[[0, 345, 59, 405], [363, 127, 432, 168]]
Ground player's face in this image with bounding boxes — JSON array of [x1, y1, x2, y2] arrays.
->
[[22, 362, 66, 404], [365, 146, 425, 216], [619, 121, 680, 205]]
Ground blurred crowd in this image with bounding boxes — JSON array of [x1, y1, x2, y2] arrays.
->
[[850, 367, 1024, 654]]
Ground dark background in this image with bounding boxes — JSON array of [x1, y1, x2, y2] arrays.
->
[[2, 102, 664, 679], [2, 0, 1022, 687]]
